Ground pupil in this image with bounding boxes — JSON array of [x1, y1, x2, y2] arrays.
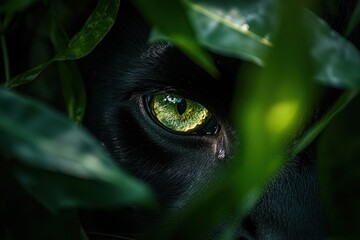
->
[[177, 98, 187, 115]]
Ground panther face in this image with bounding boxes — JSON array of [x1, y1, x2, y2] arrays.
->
[[80, 2, 327, 239]]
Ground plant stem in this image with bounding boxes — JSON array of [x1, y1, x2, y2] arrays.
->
[[0, 14, 14, 83], [1, 33, 10, 83]]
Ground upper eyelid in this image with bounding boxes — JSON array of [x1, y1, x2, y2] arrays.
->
[[145, 92, 216, 121], [131, 87, 184, 100]]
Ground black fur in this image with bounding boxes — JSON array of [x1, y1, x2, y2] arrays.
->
[[78, 1, 356, 239]]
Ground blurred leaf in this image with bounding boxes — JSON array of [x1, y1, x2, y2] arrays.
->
[[0, 0, 36, 12], [6, 0, 120, 88], [151, 1, 313, 239], [306, 10, 360, 89], [0, 88, 155, 212], [131, 0, 218, 78], [0, 167, 87, 240], [50, 5, 86, 123], [217, 225, 237, 240], [152, 0, 360, 89], [293, 89, 359, 156], [317, 95, 360, 239], [345, 0, 360, 37], [233, 0, 312, 230]]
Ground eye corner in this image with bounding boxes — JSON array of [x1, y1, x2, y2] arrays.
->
[[144, 93, 219, 135]]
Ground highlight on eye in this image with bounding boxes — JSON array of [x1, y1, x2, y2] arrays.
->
[[147, 93, 215, 134]]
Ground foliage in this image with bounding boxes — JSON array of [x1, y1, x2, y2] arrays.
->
[[0, 0, 359, 239]]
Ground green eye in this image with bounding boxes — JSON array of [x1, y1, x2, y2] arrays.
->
[[148, 93, 216, 134]]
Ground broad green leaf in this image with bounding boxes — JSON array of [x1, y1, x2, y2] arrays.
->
[[151, 2, 313, 238], [6, 0, 120, 88], [317, 95, 360, 239], [305, 10, 360, 88], [0, 0, 36, 12], [50, 5, 86, 123], [184, 0, 275, 65], [131, 0, 218, 77], [345, 0, 360, 37], [0, 88, 155, 212], [176, 0, 360, 88], [231, 0, 312, 232]]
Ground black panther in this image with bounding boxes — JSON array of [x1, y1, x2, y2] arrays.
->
[[79, 1, 357, 239]]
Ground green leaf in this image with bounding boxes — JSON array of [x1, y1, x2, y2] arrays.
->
[[305, 10, 360, 88], [317, 95, 360, 239], [50, 5, 86, 123], [6, 0, 120, 88], [60, 0, 120, 60], [231, 0, 313, 231], [0, 168, 87, 240], [0, 88, 155, 212], [184, 0, 275, 65], [0, 0, 36, 12], [177, 0, 360, 89], [345, 0, 360, 37], [131, 0, 218, 78], [57, 62, 86, 123], [292, 89, 359, 156]]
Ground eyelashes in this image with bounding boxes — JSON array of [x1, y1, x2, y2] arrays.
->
[[145, 93, 219, 135]]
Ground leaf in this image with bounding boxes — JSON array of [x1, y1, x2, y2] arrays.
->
[[317, 94, 360, 239], [0, 88, 156, 212], [60, 0, 120, 60], [230, 0, 313, 232], [292, 89, 359, 156], [345, 0, 360, 37], [0, 0, 36, 12], [50, 5, 86, 123], [57, 62, 86, 123], [184, 0, 275, 65], [0, 168, 87, 240], [305, 10, 360, 89], [6, 0, 120, 88], [174, 0, 360, 89], [131, 0, 218, 77]]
